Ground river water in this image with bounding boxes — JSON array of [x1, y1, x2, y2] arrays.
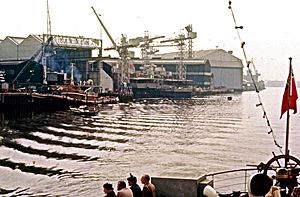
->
[[0, 87, 300, 196]]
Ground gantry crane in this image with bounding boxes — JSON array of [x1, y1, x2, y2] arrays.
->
[[160, 25, 197, 80]]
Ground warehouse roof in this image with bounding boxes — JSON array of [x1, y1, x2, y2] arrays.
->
[[6, 36, 26, 45], [154, 49, 243, 68]]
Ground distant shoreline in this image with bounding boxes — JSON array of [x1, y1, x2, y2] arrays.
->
[[265, 80, 300, 87]]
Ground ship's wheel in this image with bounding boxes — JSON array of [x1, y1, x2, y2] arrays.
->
[[261, 154, 300, 196], [262, 154, 300, 174]]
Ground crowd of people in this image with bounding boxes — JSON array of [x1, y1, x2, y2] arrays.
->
[[103, 174, 156, 197]]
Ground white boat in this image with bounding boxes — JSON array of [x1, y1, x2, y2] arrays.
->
[[69, 105, 98, 116]]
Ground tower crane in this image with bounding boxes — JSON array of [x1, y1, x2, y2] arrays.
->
[[185, 24, 197, 58], [160, 26, 197, 80], [135, 31, 165, 77], [91, 7, 117, 52], [140, 32, 164, 65], [125, 31, 175, 78], [91, 7, 138, 85]]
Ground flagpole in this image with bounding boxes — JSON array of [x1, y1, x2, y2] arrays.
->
[[285, 57, 292, 158]]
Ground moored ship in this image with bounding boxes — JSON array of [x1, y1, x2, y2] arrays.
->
[[130, 78, 195, 100]]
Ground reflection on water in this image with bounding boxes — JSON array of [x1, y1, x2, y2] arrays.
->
[[1, 88, 300, 196]]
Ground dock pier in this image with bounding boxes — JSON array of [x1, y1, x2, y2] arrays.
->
[[0, 92, 34, 119], [0, 92, 33, 109]]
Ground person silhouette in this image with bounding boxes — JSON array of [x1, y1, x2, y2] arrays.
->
[[103, 183, 116, 197], [127, 173, 142, 197], [140, 174, 155, 197]]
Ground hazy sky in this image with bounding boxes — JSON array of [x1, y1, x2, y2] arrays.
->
[[1, 0, 300, 81]]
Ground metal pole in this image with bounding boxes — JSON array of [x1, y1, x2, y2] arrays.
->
[[285, 57, 292, 161]]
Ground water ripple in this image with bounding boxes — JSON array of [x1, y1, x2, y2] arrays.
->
[[1, 89, 298, 196]]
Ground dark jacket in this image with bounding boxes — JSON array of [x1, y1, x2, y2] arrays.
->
[[130, 184, 142, 197], [105, 190, 116, 197]]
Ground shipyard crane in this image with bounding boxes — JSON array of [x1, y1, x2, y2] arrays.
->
[[137, 31, 165, 70], [11, 36, 54, 85], [244, 58, 265, 91], [138, 32, 165, 78], [120, 31, 172, 78], [160, 26, 197, 80], [91, 6, 138, 85], [185, 24, 197, 58], [91, 7, 117, 52]]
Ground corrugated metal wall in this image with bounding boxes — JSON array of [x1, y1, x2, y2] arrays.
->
[[0, 38, 19, 60], [211, 67, 242, 90]]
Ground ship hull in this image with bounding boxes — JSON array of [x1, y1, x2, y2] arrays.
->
[[132, 87, 194, 99]]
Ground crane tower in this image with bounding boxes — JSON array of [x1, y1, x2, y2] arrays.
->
[[92, 7, 138, 86], [161, 25, 197, 80]]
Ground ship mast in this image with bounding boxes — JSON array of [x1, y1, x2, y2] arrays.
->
[[46, 0, 52, 35], [41, 0, 53, 84], [70, 63, 74, 86]]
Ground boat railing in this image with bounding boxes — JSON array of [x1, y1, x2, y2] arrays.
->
[[206, 167, 258, 194]]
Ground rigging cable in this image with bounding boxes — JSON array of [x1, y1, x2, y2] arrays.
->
[[228, 1, 283, 154]]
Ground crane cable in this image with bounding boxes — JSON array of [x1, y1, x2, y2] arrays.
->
[[228, 0, 283, 154]]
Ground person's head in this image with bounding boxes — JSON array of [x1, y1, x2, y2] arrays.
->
[[248, 173, 273, 197], [127, 173, 137, 186], [117, 181, 126, 191], [141, 174, 150, 184], [103, 183, 114, 193]]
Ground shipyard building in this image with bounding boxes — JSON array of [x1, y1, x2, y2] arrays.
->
[[102, 58, 212, 90], [0, 34, 113, 90], [0, 34, 243, 92], [156, 49, 243, 91]]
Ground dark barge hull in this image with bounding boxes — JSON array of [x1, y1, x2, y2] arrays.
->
[[0, 92, 96, 120], [0, 93, 34, 119], [132, 88, 194, 100]]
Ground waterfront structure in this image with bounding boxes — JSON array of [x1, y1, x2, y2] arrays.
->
[[156, 49, 243, 91], [0, 36, 37, 60], [0, 34, 103, 86], [103, 58, 212, 91], [0, 34, 240, 93], [134, 58, 211, 88], [0, 60, 43, 87], [85, 59, 114, 92]]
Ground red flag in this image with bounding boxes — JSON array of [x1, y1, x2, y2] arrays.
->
[[280, 72, 298, 119]]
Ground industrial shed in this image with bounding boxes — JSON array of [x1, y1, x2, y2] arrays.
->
[[0, 36, 25, 60], [156, 49, 243, 91], [193, 49, 243, 91], [0, 34, 102, 84]]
